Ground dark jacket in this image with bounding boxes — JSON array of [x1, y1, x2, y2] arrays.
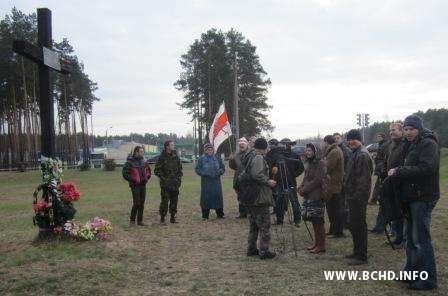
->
[[300, 158, 327, 202], [374, 140, 390, 178], [266, 147, 304, 188], [154, 150, 183, 191], [324, 143, 344, 195], [386, 138, 409, 171], [229, 150, 247, 190], [122, 156, 151, 187], [242, 149, 274, 207], [344, 146, 373, 202], [395, 129, 440, 202], [339, 142, 352, 176]]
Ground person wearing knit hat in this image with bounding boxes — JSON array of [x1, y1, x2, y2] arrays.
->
[[344, 129, 373, 265], [195, 144, 226, 220], [403, 114, 423, 130], [229, 137, 250, 218], [388, 115, 439, 290], [254, 137, 268, 150], [238, 137, 277, 259]]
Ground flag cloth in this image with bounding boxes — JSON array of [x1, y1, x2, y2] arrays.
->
[[209, 102, 232, 152]]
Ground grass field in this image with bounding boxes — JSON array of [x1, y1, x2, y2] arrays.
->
[[1, 150, 447, 295]]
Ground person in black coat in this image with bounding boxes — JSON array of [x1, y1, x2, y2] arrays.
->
[[388, 115, 440, 291]]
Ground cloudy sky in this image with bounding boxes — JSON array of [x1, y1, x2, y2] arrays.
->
[[2, 0, 448, 139]]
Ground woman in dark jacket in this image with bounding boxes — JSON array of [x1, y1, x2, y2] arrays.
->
[[122, 146, 151, 226], [299, 143, 327, 254]]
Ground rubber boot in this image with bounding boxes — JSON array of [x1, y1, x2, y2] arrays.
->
[[307, 221, 318, 251], [310, 223, 326, 254]]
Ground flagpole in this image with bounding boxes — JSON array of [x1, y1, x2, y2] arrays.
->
[[228, 135, 234, 155], [233, 54, 240, 152]]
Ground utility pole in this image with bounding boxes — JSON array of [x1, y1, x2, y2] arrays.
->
[[356, 113, 370, 143], [233, 53, 239, 149], [208, 54, 212, 131]]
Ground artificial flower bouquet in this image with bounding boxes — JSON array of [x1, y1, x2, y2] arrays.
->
[[62, 217, 113, 241]]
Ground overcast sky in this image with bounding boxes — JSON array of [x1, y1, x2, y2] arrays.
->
[[2, 0, 448, 139]]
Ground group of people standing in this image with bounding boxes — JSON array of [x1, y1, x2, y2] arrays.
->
[[121, 114, 440, 291], [227, 114, 440, 290], [122, 140, 183, 225]]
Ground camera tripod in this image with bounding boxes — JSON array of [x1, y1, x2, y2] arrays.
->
[[272, 159, 313, 257]]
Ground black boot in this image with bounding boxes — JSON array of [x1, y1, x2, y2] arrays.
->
[[170, 215, 177, 224], [259, 251, 276, 260], [246, 249, 259, 257]]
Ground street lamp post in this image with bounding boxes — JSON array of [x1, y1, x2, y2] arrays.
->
[[105, 126, 113, 147]]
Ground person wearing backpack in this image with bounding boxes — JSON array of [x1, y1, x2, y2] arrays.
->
[[122, 146, 152, 226], [299, 143, 327, 254], [238, 138, 277, 259], [388, 115, 439, 291], [323, 135, 345, 239], [344, 129, 373, 265]]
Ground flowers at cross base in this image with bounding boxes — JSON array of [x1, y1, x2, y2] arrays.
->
[[33, 200, 52, 212], [62, 217, 113, 241], [58, 182, 81, 202]]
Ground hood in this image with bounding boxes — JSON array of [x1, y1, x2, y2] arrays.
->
[[420, 128, 439, 144], [306, 142, 320, 162]]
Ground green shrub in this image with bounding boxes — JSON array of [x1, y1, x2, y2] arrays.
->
[[103, 159, 116, 171], [79, 162, 91, 171]]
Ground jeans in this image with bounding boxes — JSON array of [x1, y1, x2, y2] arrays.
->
[[275, 186, 301, 224], [392, 219, 406, 244], [404, 201, 437, 287], [130, 185, 146, 223]]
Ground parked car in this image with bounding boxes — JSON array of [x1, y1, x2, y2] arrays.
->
[[292, 144, 306, 157]]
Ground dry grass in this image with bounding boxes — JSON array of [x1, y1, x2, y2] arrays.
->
[[0, 159, 447, 295]]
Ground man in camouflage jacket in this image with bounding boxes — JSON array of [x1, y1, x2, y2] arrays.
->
[[154, 141, 183, 224]]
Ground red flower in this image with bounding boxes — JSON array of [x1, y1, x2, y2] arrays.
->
[[58, 182, 82, 202], [33, 200, 52, 212]]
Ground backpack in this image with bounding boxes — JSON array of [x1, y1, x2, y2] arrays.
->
[[235, 153, 261, 206]]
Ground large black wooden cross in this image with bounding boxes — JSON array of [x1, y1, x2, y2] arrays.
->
[[12, 8, 71, 159]]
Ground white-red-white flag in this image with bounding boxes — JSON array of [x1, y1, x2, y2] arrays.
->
[[209, 102, 232, 152]]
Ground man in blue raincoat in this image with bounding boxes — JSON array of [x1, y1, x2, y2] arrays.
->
[[195, 143, 226, 220]]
